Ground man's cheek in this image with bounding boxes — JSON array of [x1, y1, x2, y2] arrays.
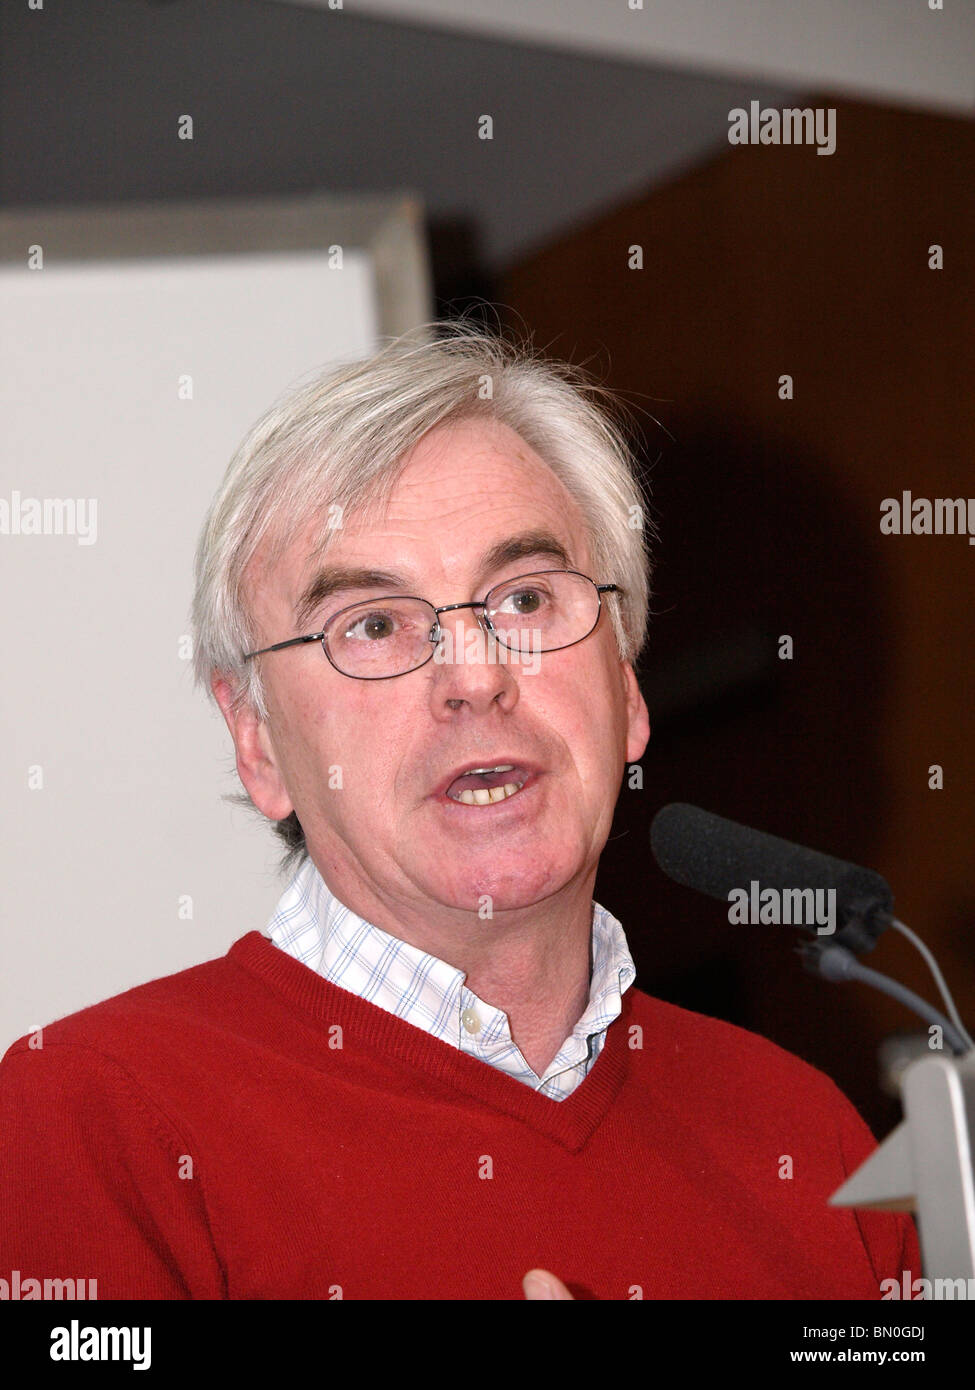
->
[[520, 646, 541, 678]]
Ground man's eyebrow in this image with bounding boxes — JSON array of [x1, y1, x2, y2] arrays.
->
[[477, 531, 574, 576], [293, 568, 410, 629], [292, 531, 574, 630]]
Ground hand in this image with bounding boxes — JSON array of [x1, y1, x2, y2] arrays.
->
[[522, 1268, 574, 1300]]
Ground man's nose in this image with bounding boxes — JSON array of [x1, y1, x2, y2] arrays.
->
[[429, 607, 517, 713], [431, 604, 492, 664]]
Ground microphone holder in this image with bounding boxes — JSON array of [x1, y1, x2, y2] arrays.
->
[[800, 934, 975, 1285], [830, 1050, 975, 1289], [800, 938, 969, 1055]]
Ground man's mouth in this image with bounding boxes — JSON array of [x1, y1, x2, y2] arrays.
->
[[435, 761, 538, 806]]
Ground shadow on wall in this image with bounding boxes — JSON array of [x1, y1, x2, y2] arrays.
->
[[597, 410, 899, 1136]]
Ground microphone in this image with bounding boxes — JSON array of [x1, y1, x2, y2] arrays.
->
[[650, 802, 894, 951], [649, 803, 971, 1055]]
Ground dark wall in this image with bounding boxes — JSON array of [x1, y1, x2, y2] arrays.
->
[[501, 95, 975, 1135]]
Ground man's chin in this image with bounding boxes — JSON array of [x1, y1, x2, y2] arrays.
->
[[423, 858, 577, 915]]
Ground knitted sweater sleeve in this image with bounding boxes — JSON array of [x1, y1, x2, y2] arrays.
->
[[0, 1040, 225, 1300]]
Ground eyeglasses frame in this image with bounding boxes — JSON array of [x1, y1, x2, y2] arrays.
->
[[241, 569, 623, 680]]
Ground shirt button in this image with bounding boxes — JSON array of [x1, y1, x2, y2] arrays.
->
[[461, 1008, 481, 1035]]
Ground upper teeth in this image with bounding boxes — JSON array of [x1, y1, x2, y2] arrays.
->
[[452, 781, 524, 806], [446, 765, 525, 805]]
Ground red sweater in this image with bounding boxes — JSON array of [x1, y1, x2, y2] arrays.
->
[[0, 931, 918, 1300]]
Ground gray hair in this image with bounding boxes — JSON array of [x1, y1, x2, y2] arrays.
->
[[192, 317, 654, 870]]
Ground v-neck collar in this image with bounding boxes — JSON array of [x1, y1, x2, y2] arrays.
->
[[229, 931, 634, 1152]]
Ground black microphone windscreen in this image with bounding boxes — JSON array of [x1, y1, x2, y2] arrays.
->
[[650, 803, 894, 934]]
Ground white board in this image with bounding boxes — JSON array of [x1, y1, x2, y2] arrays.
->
[[0, 200, 430, 1046]]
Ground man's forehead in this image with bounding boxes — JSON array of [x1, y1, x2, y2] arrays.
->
[[246, 428, 591, 615], [389, 417, 555, 490]]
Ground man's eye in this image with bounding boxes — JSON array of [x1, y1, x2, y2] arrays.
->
[[497, 587, 546, 616], [344, 611, 399, 641]]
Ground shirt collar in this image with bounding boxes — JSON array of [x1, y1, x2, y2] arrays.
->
[[265, 857, 636, 1094]]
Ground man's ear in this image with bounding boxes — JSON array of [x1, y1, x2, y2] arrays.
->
[[620, 660, 651, 765], [210, 674, 294, 822]]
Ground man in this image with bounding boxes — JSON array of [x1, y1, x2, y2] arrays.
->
[[1, 320, 918, 1299]]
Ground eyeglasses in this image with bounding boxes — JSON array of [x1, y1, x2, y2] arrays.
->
[[242, 570, 623, 680]]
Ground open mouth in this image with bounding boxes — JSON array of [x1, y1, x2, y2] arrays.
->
[[444, 763, 532, 806]]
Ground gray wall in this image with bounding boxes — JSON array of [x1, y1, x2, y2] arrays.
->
[[326, 0, 974, 112]]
